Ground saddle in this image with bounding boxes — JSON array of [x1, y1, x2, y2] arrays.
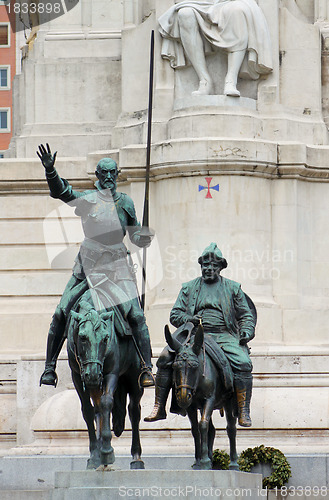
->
[[169, 323, 234, 393], [203, 335, 234, 394], [86, 273, 133, 337]]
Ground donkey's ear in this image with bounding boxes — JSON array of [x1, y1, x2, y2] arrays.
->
[[192, 323, 204, 356], [164, 324, 182, 352], [71, 311, 83, 322], [100, 311, 113, 322]]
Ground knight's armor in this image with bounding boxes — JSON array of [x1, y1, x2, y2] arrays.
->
[[40, 166, 154, 388]]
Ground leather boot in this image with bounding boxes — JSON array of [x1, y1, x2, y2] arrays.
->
[[39, 308, 65, 387], [40, 361, 58, 387], [144, 368, 172, 422], [234, 373, 252, 427], [132, 325, 155, 388]]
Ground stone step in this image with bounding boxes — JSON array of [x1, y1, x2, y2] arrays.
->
[[1, 491, 49, 500], [1, 454, 329, 494], [0, 455, 193, 491], [51, 470, 262, 500]]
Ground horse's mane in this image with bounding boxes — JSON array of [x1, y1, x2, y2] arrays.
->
[[77, 300, 104, 330]]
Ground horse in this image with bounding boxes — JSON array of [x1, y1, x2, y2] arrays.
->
[[66, 291, 145, 470], [164, 323, 238, 471]]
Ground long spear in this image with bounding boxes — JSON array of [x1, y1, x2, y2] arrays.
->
[[140, 29, 155, 311]]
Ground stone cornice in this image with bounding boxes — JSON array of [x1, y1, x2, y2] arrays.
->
[[2, 140, 329, 194], [118, 140, 329, 183]]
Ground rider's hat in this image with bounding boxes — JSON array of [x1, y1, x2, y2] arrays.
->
[[198, 243, 228, 269]]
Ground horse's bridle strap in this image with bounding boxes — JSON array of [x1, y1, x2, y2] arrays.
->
[[175, 383, 195, 393], [80, 359, 104, 368]]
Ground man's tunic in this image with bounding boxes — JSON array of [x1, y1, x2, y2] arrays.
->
[[170, 276, 255, 372]]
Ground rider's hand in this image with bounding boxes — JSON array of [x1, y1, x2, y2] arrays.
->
[[36, 143, 57, 171], [138, 234, 153, 248], [191, 314, 202, 326], [239, 332, 251, 345], [137, 227, 155, 248]]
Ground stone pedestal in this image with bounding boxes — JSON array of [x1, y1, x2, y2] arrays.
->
[[51, 469, 262, 500], [1, 0, 329, 461]]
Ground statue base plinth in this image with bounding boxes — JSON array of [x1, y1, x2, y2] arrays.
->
[[173, 95, 257, 111], [51, 469, 262, 500]]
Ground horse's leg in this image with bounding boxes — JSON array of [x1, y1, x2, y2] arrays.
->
[[199, 398, 215, 470], [224, 400, 239, 470], [71, 371, 101, 469], [187, 407, 201, 470], [208, 417, 216, 461], [128, 384, 145, 470], [99, 372, 118, 465]]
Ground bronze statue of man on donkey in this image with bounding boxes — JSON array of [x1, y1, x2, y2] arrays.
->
[[145, 242, 256, 428]]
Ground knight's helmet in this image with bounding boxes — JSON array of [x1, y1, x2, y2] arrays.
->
[[198, 243, 228, 269]]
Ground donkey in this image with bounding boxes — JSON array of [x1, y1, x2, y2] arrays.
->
[[165, 323, 238, 470]]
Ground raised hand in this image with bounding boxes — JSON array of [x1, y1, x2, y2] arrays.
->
[[36, 143, 57, 170]]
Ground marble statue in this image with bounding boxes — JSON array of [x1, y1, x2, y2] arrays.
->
[[158, 0, 273, 96]]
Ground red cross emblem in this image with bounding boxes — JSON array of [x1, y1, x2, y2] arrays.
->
[[198, 177, 219, 199]]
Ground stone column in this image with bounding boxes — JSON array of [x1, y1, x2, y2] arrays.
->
[[315, 0, 329, 20]]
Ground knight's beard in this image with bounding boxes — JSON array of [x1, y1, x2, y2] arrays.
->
[[101, 180, 116, 191]]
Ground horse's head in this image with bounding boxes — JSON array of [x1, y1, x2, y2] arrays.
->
[[165, 324, 204, 409], [71, 301, 113, 388]]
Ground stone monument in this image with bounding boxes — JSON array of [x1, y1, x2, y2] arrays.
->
[[0, 0, 329, 466]]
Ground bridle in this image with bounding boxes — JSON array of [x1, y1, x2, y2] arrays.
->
[[73, 315, 114, 378], [173, 350, 200, 395]]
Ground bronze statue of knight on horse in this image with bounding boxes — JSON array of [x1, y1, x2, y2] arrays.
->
[[37, 144, 155, 469]]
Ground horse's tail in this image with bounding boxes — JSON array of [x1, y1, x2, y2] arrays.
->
[[112, 382, 127, 437]]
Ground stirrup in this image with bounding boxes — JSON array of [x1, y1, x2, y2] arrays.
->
[[40, 367, 58, 387], [138, 367, 155, 388]]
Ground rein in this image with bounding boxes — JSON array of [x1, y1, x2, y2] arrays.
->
[[73, 344, 105, 372], [173, 337, 206, 396], [79, 359, 104, 368], [73, 310, 115, 374]]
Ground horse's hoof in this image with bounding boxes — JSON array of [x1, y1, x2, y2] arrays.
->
[[130, 459, 145, 469], [192, 461, 201, 470], [101, 449, 115, 465], [200, 459, 212, 470], [229, 462, 239, 471], [87, 457, 101, 470]]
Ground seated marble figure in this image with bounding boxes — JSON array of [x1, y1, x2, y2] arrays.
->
[[158, 0, 273, 96]]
